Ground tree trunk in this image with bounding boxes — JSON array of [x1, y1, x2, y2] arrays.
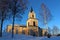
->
[[12, 15, 15, 38], [12, 0, 17, 38], [0, 11, 4, 37], [0, 19, 4, 37], [45, 23, 48, 36]]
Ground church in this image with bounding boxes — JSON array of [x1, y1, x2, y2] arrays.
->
[[6, 8, 47, 36]]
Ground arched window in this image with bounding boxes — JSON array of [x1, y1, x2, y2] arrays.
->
[[16, 29, 18, 34], [32, 15, 34, 18], [33, 21, 35, 26], [22, 30, 25, 34]]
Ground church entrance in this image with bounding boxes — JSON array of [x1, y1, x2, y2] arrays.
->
[[28, 30, 36, 36]]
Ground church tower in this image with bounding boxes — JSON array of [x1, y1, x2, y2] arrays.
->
[[27, 7, 38, 27], [27, 7, 38, 36]]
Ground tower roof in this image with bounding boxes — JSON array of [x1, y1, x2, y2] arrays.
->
[[30, 7, 33, 12]]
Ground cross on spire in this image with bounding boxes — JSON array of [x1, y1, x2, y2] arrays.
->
[[30, 7, 33, 12]]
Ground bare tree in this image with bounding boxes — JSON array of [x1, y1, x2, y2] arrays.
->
[[0, 0, 10, 37], [8, 0, 28, 38], [52, 26, 59, 36], [48, 27, 51, 34], [39, 3, 52, 34]]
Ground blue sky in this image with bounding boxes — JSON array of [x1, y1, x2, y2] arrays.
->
[[3, 0, 60, 30]]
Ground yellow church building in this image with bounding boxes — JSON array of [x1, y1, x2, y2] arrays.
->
[[6, 8, 47, 36]]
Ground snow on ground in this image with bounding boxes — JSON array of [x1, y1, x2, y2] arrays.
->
[[0, 32, 60, 40]]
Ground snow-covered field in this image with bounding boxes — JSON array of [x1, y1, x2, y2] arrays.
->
[[0, 32, 60, 40]]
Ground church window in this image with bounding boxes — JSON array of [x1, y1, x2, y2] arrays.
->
[[32, 15, 34, 18], [33, 21, 35, 26], [16, 29, 18, 34], [22, 30, 25, 34]]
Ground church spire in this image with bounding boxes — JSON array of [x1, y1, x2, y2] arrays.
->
[[28, 7, 36, 18], [30, 7, 33, 12]]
